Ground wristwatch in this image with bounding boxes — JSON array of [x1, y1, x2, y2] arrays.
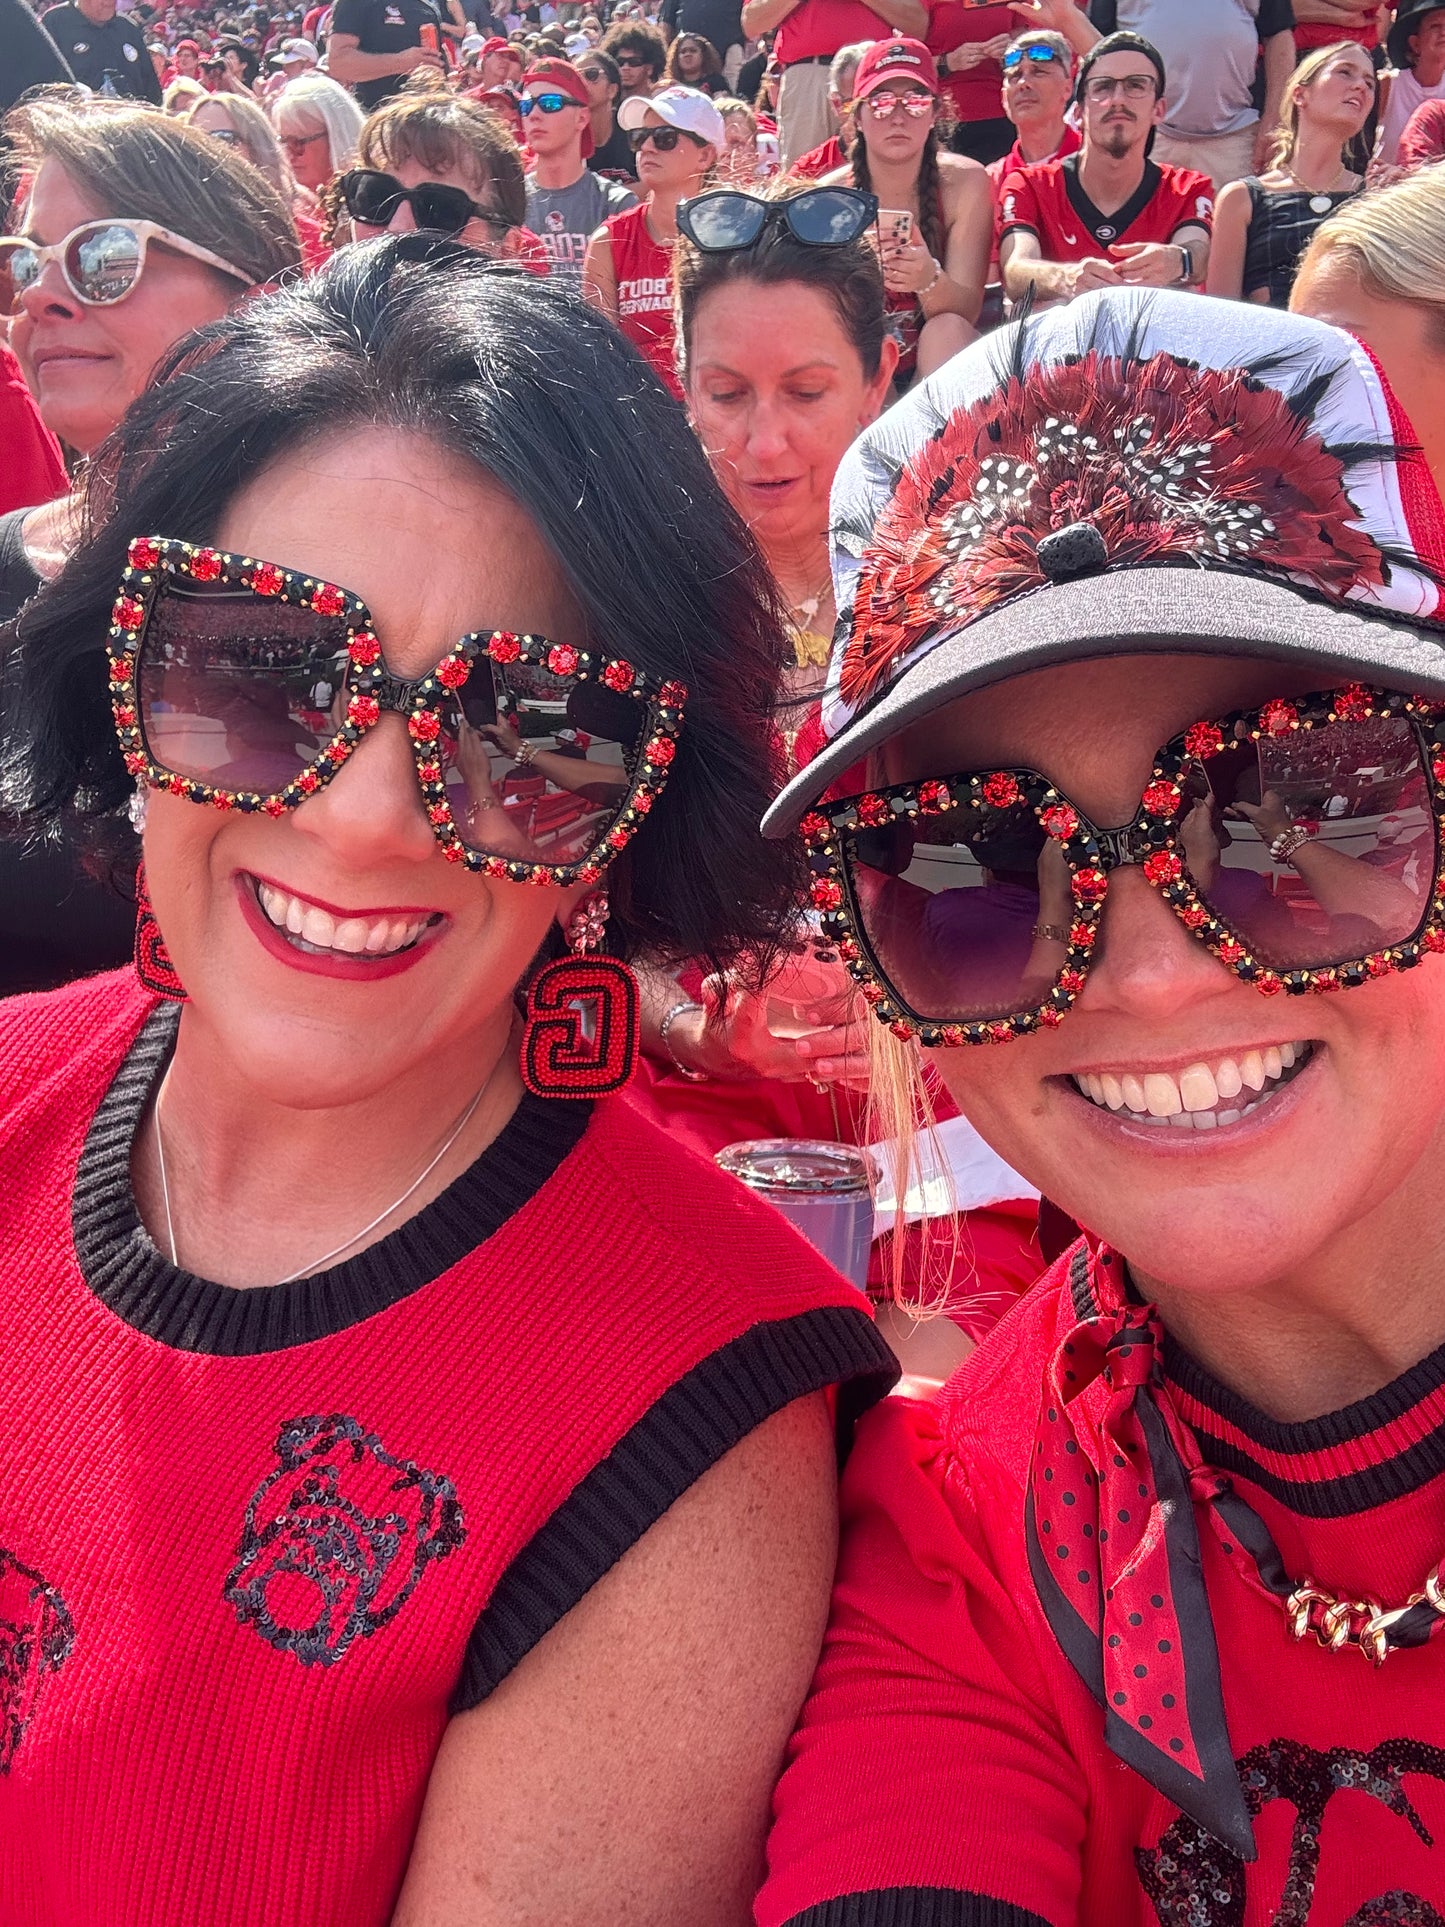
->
[[1175, 244, 1194, 284]]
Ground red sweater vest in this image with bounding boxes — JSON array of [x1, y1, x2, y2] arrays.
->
[[760, 1239, 1445, 1926], [0, 972, 892, 1926]]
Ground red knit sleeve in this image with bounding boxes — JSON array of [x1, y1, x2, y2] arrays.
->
[[755, 1396, 1085, 1927]]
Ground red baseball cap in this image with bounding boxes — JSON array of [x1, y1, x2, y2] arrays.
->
[[524, 56, 595, 154], [852, 35, 939, 99], [479, 35, 519, 60]]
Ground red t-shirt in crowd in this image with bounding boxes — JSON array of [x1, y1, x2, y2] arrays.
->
[[604, 203, 681, 399], [999, 152, 1213, 264], [987, 119, 1081, 194], [758, 1236, 1445, 1926], [0, 344, 66, 517], [1295, 14, 1376, 52], [927, 0, 1014, 124], [791, 132, 846, 178], [774, 0, 902, 65]]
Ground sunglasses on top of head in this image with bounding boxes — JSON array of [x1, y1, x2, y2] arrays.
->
[[0, 219, 253, 317], [337, 169, 509, 236], [677, 185, 878, 251], [800, 685, 1445, 1049], [1002, 43, 1064, 72], [109, 537, 688, 888]]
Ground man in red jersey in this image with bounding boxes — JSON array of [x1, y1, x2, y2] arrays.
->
[[987, 27, 1081, 192], [999, 29, 1211, 306]]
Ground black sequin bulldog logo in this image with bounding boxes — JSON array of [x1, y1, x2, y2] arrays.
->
[[1138, 1738, 1445, 1925], [224, 1415, 465, 1665], [0, 1544, 74, 1770]]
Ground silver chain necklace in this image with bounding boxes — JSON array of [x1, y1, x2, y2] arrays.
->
[[151, 1063, 488, 1285]]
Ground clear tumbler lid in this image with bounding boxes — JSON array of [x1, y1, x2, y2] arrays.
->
[[715, 1138, 876, 1197]]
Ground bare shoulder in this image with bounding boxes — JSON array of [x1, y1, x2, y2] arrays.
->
[[817, 161, 850, 186], [392, 1393, 839, 1926], [938, 150, 991, 202]]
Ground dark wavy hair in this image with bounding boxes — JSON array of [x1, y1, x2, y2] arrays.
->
[[1, 235, 800, 976]]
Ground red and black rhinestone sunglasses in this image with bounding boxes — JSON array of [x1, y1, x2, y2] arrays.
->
[[800, 684, 1445, 1047], [108, 537, 686, 887]]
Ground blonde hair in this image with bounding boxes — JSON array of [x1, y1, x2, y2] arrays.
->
[[1264, 39, 1372, 173], [187, 91, 292, 199], [162, 76, 208, 115], [1296, 163, 1445, 344]]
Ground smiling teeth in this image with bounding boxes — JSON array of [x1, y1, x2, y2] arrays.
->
[[255, 880, 431, 957], [1073, 1043, 1310, 1128]]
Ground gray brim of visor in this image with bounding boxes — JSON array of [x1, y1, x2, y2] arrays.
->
[[761, 566, 1445, 838]]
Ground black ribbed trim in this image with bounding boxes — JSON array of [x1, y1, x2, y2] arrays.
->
[[71, 1002, 592, 1355], [782, 1892, 1052, 1927], [450, 1304, 898, 1710], [1166, 1332, 1445, 1517]]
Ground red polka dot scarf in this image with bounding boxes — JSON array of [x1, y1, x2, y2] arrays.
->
[[1027, 1242, 1283, 1860]]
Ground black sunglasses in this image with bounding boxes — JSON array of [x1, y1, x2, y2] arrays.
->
[[676, 185, 878, 251], [628, 124, 700, 152], [338, 168, 508, 237]]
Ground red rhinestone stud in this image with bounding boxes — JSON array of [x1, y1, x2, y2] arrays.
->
[[1141, 781, 1181, 818], [1041, 803, 1078, 839], [347, 694, 380, 728], [633, 791, 654, 815], [608, 827, 629, 850], [489, 632, 522, 664], [547, 643, 581, 676], [1259, 698, 1298, 738], [890, 1020, 914, 1040], [644, 736, 676, 766], [436, 656, 470, 690], [189, 548, 223, 581], [1217, 937, 1245, 964], [1181, 905, 1209, 929], [799, 811, 830, 846], [1142, 850, 1182, 886], [917, 779, 951, 814], [113, 595, 145, 632], [810, 877, 844, 911], [861, 982, 885, 1005], [310, 583, 346, 617], [855, 793, 890, 827], [1256, 972, 1283, 995], [1059, 968, 1086, 994], [250, 563, 285, 597], [109, 657, 134, 686], [988, 1022, 1014, 1044], [1334, 684, 1372, 720], [262, 797, 287, 817], [982, 771, 1020, 809], [1069, 920, 1095, 949], [1072, 868, 1107, 904], [658, 679, 688, 707], [408, 712, 441, 743], [838, 939, 860, 962], [601, 660, 635, 692], [349, 632, 381, 667], [941, 1025, 966, 1047], [1184, 720, 1224, 759], [127, 537, 160, 571], [444, 842, 467, 864], [297, 770, 320, 794], [1424, 928, 1445, 953]]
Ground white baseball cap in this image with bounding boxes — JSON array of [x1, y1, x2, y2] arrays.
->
[[460, 31, 486, 54], [271, 35, 318, 65], [617, 83, 725, 145], [564, 31, 592, 58]]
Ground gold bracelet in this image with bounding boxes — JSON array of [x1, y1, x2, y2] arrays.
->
[[1031, 921, 1069, 943]]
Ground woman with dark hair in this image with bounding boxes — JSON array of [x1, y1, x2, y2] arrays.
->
[[755, 289, 1445, 1924], [823, 36, 991, 383], [0, 234, 892, 1926], [664, 30, 727, 96]]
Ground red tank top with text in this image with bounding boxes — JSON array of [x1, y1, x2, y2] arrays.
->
[[606, 203, 682, 399]]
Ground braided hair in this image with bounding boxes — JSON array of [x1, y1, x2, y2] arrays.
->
[[850, 116, 945, 265]]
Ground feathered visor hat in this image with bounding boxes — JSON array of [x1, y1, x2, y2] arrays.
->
[[763, 287, 1445, 838]]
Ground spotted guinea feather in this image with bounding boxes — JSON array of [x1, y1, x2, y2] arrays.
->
[[839, 347, 1392, 713]]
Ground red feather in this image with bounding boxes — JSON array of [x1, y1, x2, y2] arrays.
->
[[839, 349, 1387, 712]]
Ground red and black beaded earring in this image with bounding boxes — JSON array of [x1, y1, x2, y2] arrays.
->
[[520, 893, 638, 1099], [133, 863, 186, 1003]]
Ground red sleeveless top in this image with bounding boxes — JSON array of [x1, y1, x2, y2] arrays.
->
[[607, 203, 682, 399], [0, 971, 892, 1925]]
